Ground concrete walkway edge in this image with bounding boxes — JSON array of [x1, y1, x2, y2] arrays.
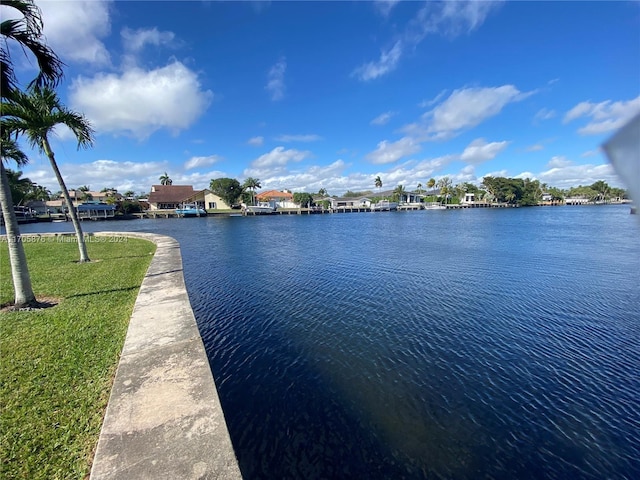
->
[[85, 232, 242, 479]]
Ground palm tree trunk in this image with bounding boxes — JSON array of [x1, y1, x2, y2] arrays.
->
[[41, 137, 90, 262], [0, 161, 37, 307]]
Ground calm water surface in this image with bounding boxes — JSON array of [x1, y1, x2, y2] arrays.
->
[[12, 206, 640, 479]]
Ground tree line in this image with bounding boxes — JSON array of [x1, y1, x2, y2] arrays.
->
[[1, 0, 96, 307], [203, 173, 628, 211]]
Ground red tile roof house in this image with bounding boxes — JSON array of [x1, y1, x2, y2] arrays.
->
[[148, 185, 230, 211], [255, 190, 296, 208]]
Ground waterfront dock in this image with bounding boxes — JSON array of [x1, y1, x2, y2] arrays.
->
[[445, 202, 515, 209], [125, 201, 586, 220]]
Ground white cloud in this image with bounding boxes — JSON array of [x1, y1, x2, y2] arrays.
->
[[527, 144, 544, 152], [370, 111, 396, 126], [25, 159, 169, 194], [243, 146, 312, 180], [365, 137, 421, 165], [354, 1, 501, 81], [408, 0, 502, 41], [534, 108, 556, 122], [248, 136, 264, 146], [352, 41, 403, 82], [375, 0, 401, 17], [414, 155, 458, 177], [419, 90, 448, 108], [266, 57, 286, 101], [69, 61, 213, 140], [184, 155, 222, 170], [459, 138, 508, 164], [481, 169, 509, 181], [564, 96, 640, 135], [121, 27, 176, 52], [581, 149, 600, 158], [256, 160, 348, 193], [546, 156, 573, 168], [251, 146, 311, 169], [37, 0, 111, 66], [425, 85, 531, 138], [537, 163, 618, 189], [274, 134, 323, 142], [175, 170, 227, 190]]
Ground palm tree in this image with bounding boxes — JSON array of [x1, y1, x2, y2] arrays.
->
[[374, 175, 382, 202], [1, 0, 63, 306], [318, 188, 327, 197], [242, 177, 261, 206], [416, 183, 423, 194], [591, 180, 610, 203], [1, 0, 64, 98], [5, 168, 32, 205], [0, 134, 36, 307], [427, 178, 436, 197], [436, 177, 452, 205], [28, 184, 50, 201], [78, 184, 92, 202], [2, 86, 94, 262], [393, 184, 406, 204], [159, 172, 172, 185]]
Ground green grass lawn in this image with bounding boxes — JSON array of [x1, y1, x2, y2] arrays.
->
[[0, 235, 155, 479]]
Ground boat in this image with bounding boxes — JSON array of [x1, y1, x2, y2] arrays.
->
[[245, 202, 276, 214], [371, 200, 398, 211], [424, 202, 447, 210], [1, 206, 38, 224], [77, 201, 116, 220], [175, 203, 207, 217]]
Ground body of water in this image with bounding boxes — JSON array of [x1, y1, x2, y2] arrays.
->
[[9, 205, 640, 479]]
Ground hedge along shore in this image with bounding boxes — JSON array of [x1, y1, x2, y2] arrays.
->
[[8, 232, 241, 479]]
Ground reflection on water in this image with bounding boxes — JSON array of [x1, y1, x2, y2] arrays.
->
[[10, 206, 640, 479]]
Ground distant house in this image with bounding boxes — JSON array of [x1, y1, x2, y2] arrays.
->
[[255, 190, 295, 208], [147, 185, 230, 210], [377, 189, 425, 204], [148, 185, 197, 210], [25, 200, 48, 214], [180, 188, 230, 210], [28, 189, 121, 214], [461, 193, 475, 204], [399, 191, 424, 204], [77, 201, 116, 219], [68, 189, 122, 203], [330, 196, 372, 209]]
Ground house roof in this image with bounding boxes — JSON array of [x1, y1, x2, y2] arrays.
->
[[333, 196, 371, 201], [148, 185, 198, 204], [256, 189, 293, 200], [68, 190, 121, 200]]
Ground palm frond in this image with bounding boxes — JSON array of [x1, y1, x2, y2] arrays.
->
[[0, 134, 29, 167], [1, 86, 94, 151], [1, 1, 64, 98]]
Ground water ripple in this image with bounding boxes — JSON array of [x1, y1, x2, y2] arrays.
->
[[181, 207, 640, 479]]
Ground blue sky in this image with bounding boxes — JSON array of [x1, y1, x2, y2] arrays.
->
[[5, 0, 640, 196]]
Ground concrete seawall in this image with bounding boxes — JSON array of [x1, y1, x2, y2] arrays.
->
[[87, 232, 241, 479]]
